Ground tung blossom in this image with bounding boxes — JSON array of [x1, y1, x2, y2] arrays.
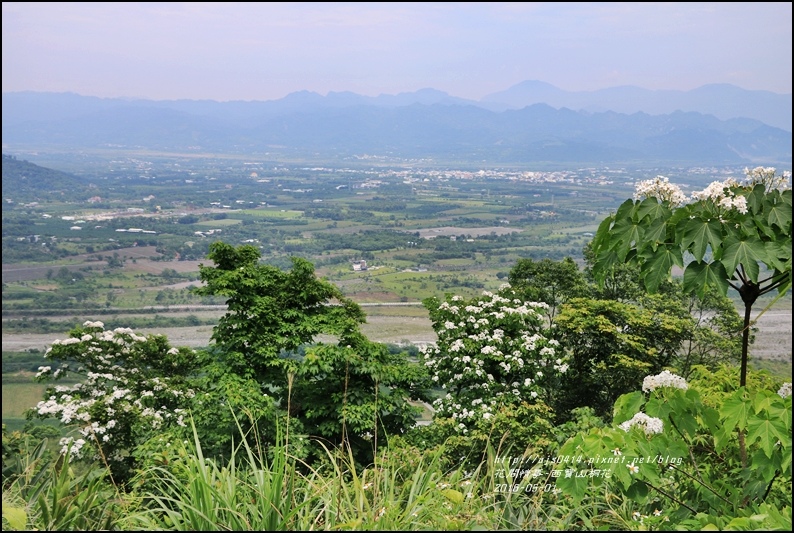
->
[[633, 176, 687, 206], [642, 370, 688, 392], [619, 412, 664, 436]]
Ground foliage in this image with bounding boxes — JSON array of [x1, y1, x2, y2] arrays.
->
[[508, 257, 588, 321], [420, 286, 564, 459], [194, 242, 366, 383], [2, 434, 120, 531], [590, 167, 791, 387], [294, 330, 431, 464], [129, 419, 304, 531], [553, 297, 693, 420], [555, 365, 792, 530], [194, 242, 428, 464], [29, 321, 202, 483]]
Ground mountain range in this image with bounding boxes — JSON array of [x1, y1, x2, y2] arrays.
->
[[2, 82, 791, 166]]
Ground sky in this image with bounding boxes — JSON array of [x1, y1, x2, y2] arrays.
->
[[2, 2, 791, 102]]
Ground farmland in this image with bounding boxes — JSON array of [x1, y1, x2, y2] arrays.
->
[[3, 153, 791, 431]]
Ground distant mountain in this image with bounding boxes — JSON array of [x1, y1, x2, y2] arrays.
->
[[2, 90, 791, 166], [482, 81, 792, 132]]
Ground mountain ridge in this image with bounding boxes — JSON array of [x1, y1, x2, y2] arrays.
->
[[2, 84, 791, 166]]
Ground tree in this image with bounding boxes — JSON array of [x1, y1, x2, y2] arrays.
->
[[507, 257, 588, 322], [418, 287, 565, 459], [194, 242, 365, 384], [590, 168, 791, 388], [553, 298, 693, 420], [30, 321, 202, 483], [193, 242, 427, 463], [589, 168, 791, 465]]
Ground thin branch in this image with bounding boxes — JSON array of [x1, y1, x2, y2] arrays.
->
[[758, 277, 788, 297], [641, 480, 697, 513], [667, 463, 733, 505], [736, 265, 748, 284], [762, 470, 780, 501], [668, 415, 706, 486], [757, 271, 788, 285]]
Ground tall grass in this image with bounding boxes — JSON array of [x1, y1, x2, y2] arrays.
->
[[127, 418, 309, 531], [2, 438, 120, 531], [124, 417, 592, 531]]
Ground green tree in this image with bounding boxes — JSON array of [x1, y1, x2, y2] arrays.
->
[[590, 168, 791, 389], [508, 257, 588, 322], [418, 287, 564, 460], [29, 321, 201, 483], [590, 168, 791, 465], [554, 298, 693, 421], [194, 242, 426, 463]]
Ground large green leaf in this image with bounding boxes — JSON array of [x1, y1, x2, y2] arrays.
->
[[611, 217, 645, 261], [746, 183, 767, 214], [639, 245, 683, 293], [722, 236, 767, 282], [612, 391, 645, 425], [614, 198, 638, 223], [765, 199, 792, 232], [682, 260, 729, 298], [681, 217, 723, 262], [592, 248, 622, 284], [643, 216, 669, 251], [592, 214, 617, 255], [720, 389, 751, 431], [636, 197, 671, 223], [746, 414, 789, 458], [764, 240, 791, 272]]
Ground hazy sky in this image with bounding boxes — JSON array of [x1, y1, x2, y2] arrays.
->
[[3, 2, 791, 102]]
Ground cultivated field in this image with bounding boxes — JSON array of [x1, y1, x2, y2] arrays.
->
[[3, 307, 790, 364]]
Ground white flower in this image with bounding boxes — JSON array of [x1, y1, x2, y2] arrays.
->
[[633, 176, 687, 206], [778, 382, 792, 399], [619, 412, 664, 435], [627, 463, 640, 475], [642, 370, 688, 392]]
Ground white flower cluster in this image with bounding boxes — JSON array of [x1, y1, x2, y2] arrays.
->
[[743, 166, 792, 193], [421, 288, 566, 434], [642, 370, 688, 392], [633, 176, 687, 206], [619, 412, 664, 436], [632, 168, 789, 217], [690, 179, 748, 214], [778, 382, 792, 399], [35, 323, 197, 460], [59, 437, 87, 459]]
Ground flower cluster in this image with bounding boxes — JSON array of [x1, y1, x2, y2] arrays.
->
[[58, 436, 87, 459], [34, 321, 198, 462], [690, 178, 748, 214], [633, 176, 687, 206], [642, 370, 688, 392], [618, 412, 664, 435], [778, 382, 792, 399], [636, 168, 790, 216], [743, 166, 792, 193], [421, 287, 566, 433]]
